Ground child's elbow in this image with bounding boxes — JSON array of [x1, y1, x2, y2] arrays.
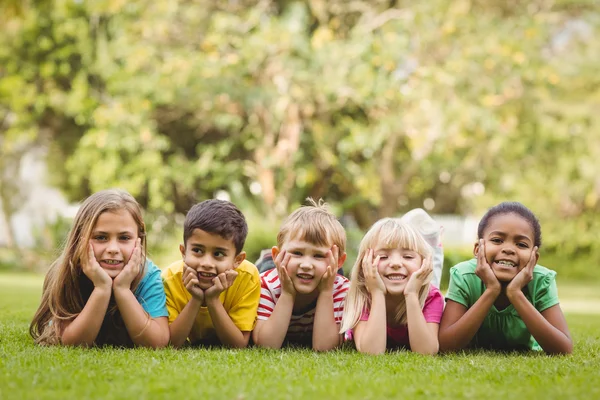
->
[[547, 341, 573, 355], [413, 344, 439, 356]]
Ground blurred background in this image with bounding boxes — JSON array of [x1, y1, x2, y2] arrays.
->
[[1, 0, 599, 289]]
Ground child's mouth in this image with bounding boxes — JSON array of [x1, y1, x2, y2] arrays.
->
[[297, 273, 314, 282], [101, 260, 123, 268], [493, 260, 517, 269], [386, 274, 407, 281], [197, 271, 217, 280]]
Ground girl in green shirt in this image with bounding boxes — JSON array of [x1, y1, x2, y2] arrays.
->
[[439, 202, 572, 354]]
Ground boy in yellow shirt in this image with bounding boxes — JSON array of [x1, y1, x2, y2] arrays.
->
[[161, 199, 260, 347]]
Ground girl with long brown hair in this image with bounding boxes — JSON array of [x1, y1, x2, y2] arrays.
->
[[30, 189, 169, 347]]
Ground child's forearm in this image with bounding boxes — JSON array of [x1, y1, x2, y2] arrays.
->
[[312, 291, 341, 351], [205, 297, 249, 348], [439, 288, 499, 351], [507, 291, 573, 354], [61, 286, 111, 346], [355, 291, 387, 355], [113, 287, 170, 348], [253, 292, 295, 349], [168, 298, 202, 347], [405, 293, 439, 355]]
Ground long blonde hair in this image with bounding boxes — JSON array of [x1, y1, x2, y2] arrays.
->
[[340, 218, 432, 334], [29, 189, 147, 345]]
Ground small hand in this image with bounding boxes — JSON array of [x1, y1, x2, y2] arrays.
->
[[475, 240, 501, 293], [275, 249, 296, 296], [507, 246, 538, 295], [362, 249, 386, 294], [82, 242, 112, 290], [404, 255, 433, 296], [205, 269, 239, 300], [114, 238, 142, 290], [182, 264, 205, 303], [318, 245, 339, 293]]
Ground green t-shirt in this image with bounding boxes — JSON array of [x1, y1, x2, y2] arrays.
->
[[446, 259, 560, 351]]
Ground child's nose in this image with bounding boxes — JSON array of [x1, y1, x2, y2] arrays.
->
[[107, 239, 119, 253], [501, 246, 516, 255]]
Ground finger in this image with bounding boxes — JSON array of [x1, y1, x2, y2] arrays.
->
[[329, 245, 338, 268], [281, 253, 291, 273], [226, 270, 238, 286], [372, 255, 381, 274], [477, 239, 484, 265], [218, 273, 228, 288], [275, 249, 286, 268]]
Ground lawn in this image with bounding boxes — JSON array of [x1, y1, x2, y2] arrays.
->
[[1, 273, 599, 400]]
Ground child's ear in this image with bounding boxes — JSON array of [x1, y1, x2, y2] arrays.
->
[[337, 251, 347, 267], [179, 244, 186, 259], [234, 251, 246, 267], [271, 246, 280, 259], [473, 241, 480, 257]]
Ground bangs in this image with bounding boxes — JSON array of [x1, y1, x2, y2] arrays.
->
[[363, 219, 431, 256], [287, 223, 333, 248]]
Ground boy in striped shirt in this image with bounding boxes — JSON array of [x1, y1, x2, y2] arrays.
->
[[252, 198, 349, 350]]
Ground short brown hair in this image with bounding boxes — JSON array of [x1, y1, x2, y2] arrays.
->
[[183, 199, 248, 254], [277, 198, 346, 254]]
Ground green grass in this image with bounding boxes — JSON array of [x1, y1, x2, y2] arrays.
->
[[1, 273, 599, 399]]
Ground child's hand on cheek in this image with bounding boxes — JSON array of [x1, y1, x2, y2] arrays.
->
[[83, 242, 112, 290], [507, 246, 538, 295], [182, 264, 205, 304], [114, 238, 142, 290], [475, 240, 501, 293], [275, 250, 296, 296], [205, 269, 238, 300], [362, 249, 386, 294], [318, 246, 339, 293], [404, 255, 433, 296]]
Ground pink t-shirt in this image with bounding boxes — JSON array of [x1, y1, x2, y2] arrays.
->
[[348, 284, 444, 348]]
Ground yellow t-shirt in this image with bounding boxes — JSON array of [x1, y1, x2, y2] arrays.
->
[[161, 259, 260, 344]]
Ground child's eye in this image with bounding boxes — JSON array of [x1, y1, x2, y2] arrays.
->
[[192, 248, 204, 255], [214, 251, 226, 257], [490, 238, 502, 244], [94, 235, 107, 241], [291, 251, 302, 256], [517, 242, 529, 248], [376, 255, 388, 260], [314, 253, 325, 259], [404, 255, 414, 259], [119, 235, 131, 241]]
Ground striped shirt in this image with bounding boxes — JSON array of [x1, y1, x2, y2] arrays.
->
[[257, 268, 350, 343]]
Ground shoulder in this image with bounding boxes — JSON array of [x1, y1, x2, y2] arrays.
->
[[333, 274, 350, 288], [426, 284, 443, 300], [260, 268, 280, 287], [139, 259, 162, 284], [235, 260, 260, 280], [160, 260, 185, 282], [532, 264, 557, 280], [449, 258, 477, 277]]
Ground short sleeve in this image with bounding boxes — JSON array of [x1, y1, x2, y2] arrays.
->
[[332, 275, 350, 323], [228, 270, 261, 331], [422, 285, 444, 323], [257, 270, 277, 321], [135, 261, 169, 318], [533, 269, 559, 312], [445, 265, 471, 308]]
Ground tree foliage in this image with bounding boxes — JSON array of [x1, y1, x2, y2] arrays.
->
[[1, 0, 599, 261]]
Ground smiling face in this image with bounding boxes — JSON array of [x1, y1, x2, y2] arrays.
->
[[275, 238, 333, 295], [475, 212, 537, 282], [91, 209, 139, 278], [374, 247, 423, 295], [180, 228, 244, 290]]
